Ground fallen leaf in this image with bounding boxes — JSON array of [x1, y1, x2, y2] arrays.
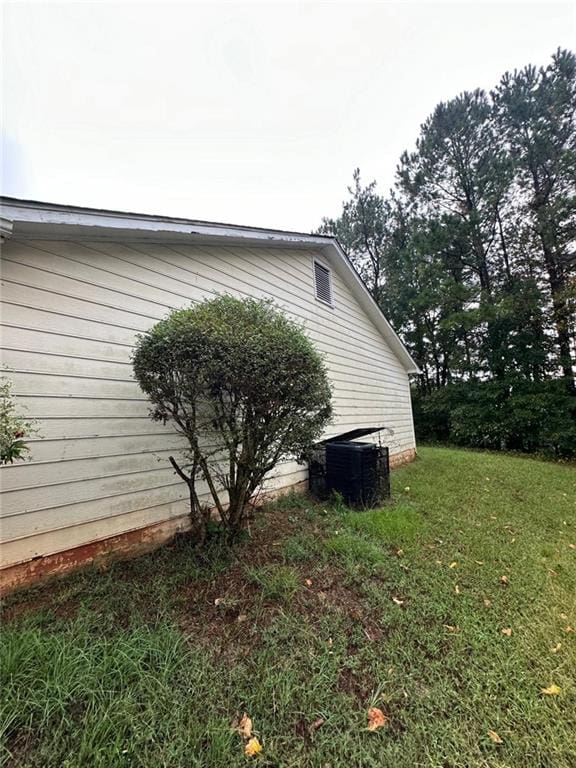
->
[[501, 627, 512, 637], [396, 548, 404, 557], [392, 596, 405, 606], [443, 624, 461, 633], [563, 625, 573, 633], [309, 717, 325, 733], [483, 598, 492, 607], [449, 561, 458, 569], [568, 544, 575, 550], [404, 486, 410, 492], [551, 643, 562, 653], [454, 584, 461, 595], [541, 684, 561, 696], [214, 597, 224, 606], [237, 713, 253, 739], [305, 579, 313, 587], [559, 613, 568, 620], [475, 560, 485, 565], [237, 614, 248, 624], [367, 707, 388, 731], [244, 737, 262, 756], [500, 575, 509, 586], [488, 729, 503, 744]]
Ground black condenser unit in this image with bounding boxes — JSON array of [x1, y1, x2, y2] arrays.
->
[[309, 427, 390, 507]]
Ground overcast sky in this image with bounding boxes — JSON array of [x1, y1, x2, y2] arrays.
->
[[1, 1, 574, 232]]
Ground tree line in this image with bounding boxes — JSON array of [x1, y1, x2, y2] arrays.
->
[[318, 49, 575, 456]]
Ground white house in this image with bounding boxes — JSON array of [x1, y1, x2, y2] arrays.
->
[[0, 197, 419, 592]]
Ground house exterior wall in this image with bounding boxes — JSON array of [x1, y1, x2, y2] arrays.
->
[[0, 237, 416, 588]]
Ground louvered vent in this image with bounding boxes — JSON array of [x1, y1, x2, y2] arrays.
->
[[314, 261, 333, 305]]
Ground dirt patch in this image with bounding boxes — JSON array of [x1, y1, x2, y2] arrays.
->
[[1, 502, 389, 662], [3, 727, 40, 768]]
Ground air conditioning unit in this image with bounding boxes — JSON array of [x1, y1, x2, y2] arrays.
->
[[309, 427, 390, 507]]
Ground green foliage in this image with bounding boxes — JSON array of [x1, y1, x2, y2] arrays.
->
[[0, 376, 38, 465], [133, 296, 332, 543], [319, 48, 576, 415], [413, 380, 576, 457]]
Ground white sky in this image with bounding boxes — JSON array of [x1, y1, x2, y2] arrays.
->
[[1, 1, 575, 232]]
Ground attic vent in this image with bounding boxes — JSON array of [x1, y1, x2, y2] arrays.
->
[[314, 261, 333, 305]]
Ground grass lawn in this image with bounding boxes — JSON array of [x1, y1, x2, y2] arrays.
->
[[1, 446, 575, 767]]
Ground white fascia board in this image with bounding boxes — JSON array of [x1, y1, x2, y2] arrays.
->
[[0, 197, 420, 374], [0, 216, 13, 239], [0, 198, 329, 247]]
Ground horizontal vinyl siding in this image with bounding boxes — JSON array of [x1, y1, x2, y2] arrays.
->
[[0, 239, 414, 569]]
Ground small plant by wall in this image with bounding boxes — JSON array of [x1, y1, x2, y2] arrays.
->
[[0, 376, 38, 465]]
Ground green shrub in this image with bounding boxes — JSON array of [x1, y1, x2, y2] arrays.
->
[[132, 296, 332, 544], [413, 379, 576, 458], [0, 376, 38, 465]]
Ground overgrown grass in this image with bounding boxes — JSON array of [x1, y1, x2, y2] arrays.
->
[[2, 447, 575, 767], [343, 504, 422, 543], [246, 564, 300, 601]]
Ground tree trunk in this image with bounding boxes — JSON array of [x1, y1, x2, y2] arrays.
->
[[537, 223, 574, 389], [169, 456, 206, 545]]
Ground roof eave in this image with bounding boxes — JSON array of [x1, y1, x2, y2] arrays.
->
[[0, 196, 421, 375]]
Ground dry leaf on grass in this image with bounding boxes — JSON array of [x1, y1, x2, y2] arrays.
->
[[483, 598, 492, 607], [305, 578, 313, 587], [488, 729, 503, 744], [449, 561, 458, 569], [501, 627, 512, 637], [367, 707, 388, 731], [309, 717, 325, 733], [454, 584, 461, 595], [236, 713, 253, 739], [475, 560, 485, 565], [244, 737, 262, 757], [443, 624, 461, 633], [541, 684, 561, 696], [500, 575, 509, 586], [563, 625, 574, 633], [551, 643, 562, 653], [392, 596, 405, 606]]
